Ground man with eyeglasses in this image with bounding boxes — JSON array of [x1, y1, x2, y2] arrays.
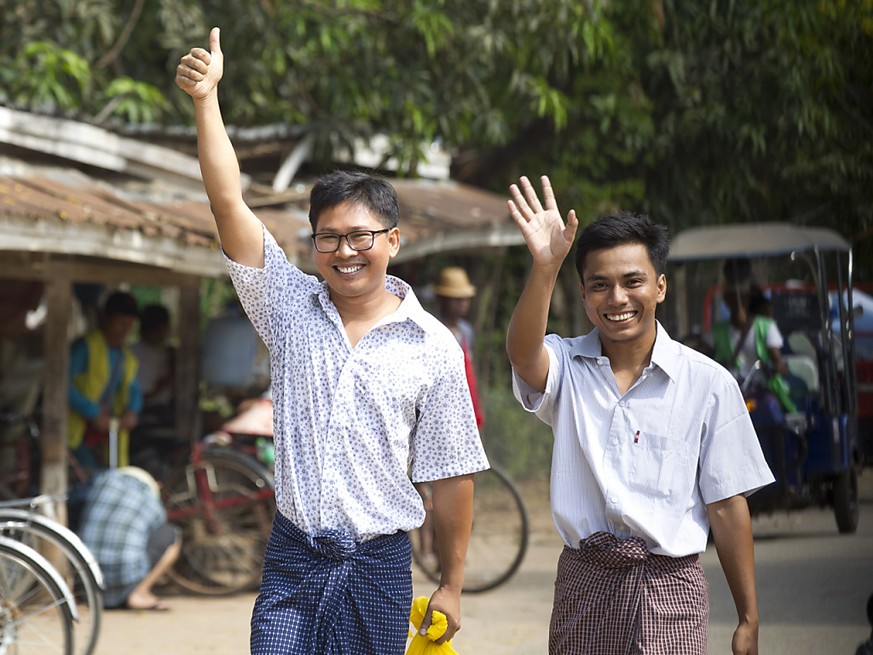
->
[[176, 28, 488, 655]]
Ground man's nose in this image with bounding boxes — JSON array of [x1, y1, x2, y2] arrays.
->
[[335, 237, 357, 256], [608, 285, 628, 303]]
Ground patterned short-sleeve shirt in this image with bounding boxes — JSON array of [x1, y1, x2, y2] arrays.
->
[[224, 227, 489, 541]]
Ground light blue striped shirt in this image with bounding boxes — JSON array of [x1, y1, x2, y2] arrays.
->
[[513, 322, 774, 557]]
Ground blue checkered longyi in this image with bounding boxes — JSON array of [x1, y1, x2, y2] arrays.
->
[[250, 511, 413, 655]]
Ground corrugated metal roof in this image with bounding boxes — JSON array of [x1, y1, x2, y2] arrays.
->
[[0, 173, 312, 277], [0, 105, 523, 279], [0, 172, 522, 277]]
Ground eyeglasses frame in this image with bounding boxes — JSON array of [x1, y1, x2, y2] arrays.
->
[[310, 227, 393, 253]]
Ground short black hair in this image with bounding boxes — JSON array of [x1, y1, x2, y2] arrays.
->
[[308, 170, 399, 231], [139, 304, 170, 335], [574, 211, 670, 281], [103, 291, 138, 318]]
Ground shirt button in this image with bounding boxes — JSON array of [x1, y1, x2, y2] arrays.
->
[[610, 496, 618, 504], [611, 437, 619, 445]]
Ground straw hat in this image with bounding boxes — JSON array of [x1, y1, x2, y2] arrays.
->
[[432, 267, 476, 298], [118, 466, 160, 498]]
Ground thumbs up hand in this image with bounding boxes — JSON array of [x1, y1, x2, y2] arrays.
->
[[175, 26, 224, 100]]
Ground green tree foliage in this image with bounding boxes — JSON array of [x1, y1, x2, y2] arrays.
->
[[641, 0, 873, 255], [1, 0, 870, 268]]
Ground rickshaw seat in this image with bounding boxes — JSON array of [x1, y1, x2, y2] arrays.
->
[[784, 354, 819, 393]]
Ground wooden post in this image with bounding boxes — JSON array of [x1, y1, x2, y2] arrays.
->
[[40, 269, 71, 522]]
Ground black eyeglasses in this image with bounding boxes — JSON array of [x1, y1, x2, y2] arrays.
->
[[311, 228, 392, 253]]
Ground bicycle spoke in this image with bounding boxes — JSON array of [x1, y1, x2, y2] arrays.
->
[[411, 467, 528, 593], [163, 452, 275, 595]]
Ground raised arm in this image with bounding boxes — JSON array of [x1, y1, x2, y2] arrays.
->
[[505, 175, 578, 392], [175, 27, 264, 267]]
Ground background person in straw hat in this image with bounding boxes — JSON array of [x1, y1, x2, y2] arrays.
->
[[432, 267, 483, 428]]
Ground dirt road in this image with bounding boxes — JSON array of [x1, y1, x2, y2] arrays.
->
[[93, 475, 873, 654], [94, 481, 560, 655]]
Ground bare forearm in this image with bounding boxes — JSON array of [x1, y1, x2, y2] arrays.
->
[[192, 95, 263, 263], [708, 494, 760, 654], [430, 474, 474, 591], [506, 263, 561, 391], [193, 93, 243, 213]]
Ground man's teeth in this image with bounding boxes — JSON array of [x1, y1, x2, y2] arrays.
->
[[607, 311, 635, 322], [337, 265, 363, 274]]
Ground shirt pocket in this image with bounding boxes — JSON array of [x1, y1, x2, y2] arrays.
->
[[628, 432, 692, 500]]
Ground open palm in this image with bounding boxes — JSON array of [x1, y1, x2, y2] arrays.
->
[[508, 175, 578, 268]]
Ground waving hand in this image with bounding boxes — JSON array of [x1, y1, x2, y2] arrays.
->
[[508, 175, 578, 270]]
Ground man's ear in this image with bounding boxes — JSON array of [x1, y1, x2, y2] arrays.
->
[[387, 226, 401, 258], [656, 273, 667, 303]]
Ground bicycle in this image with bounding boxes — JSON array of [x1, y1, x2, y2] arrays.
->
[[0, 533, 79, 655], [201, 397, 530, 594], [0, 496, 104, 655], [160, 439, 276, 596], [410, 465, 529, 593]]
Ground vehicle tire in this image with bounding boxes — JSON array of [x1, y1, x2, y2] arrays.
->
[[0, 535, 77, 655], [411, 466, 529, 593], [833, 464, 859, 534], [0, 510, 104, 655], [162, 449, 276, 595]]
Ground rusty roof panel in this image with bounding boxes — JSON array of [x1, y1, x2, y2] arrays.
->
[[0, 174, 312, 274]]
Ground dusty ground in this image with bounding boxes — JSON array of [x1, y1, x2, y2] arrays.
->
[[94, 479, 560, 655], [93, 475, 873, 654]]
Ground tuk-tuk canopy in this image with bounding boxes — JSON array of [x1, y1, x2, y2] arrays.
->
[[668, 222, 851, 262]]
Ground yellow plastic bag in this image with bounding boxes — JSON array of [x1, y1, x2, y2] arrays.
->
[[406, 596, 459, 655]]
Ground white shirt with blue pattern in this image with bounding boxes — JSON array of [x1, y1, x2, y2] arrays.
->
[[224, 227, 489, 541]]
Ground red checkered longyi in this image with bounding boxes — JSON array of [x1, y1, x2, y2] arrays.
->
[[549, 532, 708, 655]]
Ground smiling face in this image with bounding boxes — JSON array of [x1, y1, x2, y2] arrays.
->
[[579, 243, 667, 352], [312, 201, 400, 307]]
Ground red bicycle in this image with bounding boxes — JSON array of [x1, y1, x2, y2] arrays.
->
[[160, 435, 276, 596]]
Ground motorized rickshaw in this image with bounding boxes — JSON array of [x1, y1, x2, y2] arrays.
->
[[663, 223, 863, 533]]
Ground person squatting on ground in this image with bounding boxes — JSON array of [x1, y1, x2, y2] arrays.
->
[[68, 290, 143, 474], [505, 175, 775, 655], [77, 466, 181, 611], [176, 28, 489, 655]]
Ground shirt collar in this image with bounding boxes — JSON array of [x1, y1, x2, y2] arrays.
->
[[313, 275, 434, 332], [568, 321, 680, 382]]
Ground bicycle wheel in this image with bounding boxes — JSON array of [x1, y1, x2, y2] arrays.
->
[[0, 510, 103, 655], [0, 536, 76, 655], [163, 449, 276, 596], [411, 466, 529, 593]]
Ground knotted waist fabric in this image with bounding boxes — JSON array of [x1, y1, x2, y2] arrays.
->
[[550, 531, 708, 655], [251, 511, 413, 655]]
